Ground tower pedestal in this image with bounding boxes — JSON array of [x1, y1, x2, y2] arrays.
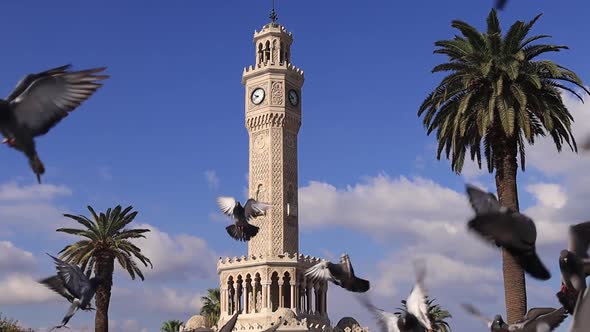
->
[[217, 253, 330, 332]]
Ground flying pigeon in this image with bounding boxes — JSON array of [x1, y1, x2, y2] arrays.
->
[[217, 196, 272, 241], [559, 221, 590, 292], [461, 303, 508, 331], [462, 304, 567, 332], [494, 0, 507, 10], [0, 64, 108, 183], [568, 287, 590, 332], [465, 184, 551, 280], [39, 253, 103, 331], [304, 253, 370, 293], [357, 260, 433, 332]]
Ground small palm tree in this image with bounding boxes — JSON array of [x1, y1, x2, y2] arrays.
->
[[0, 313, 35, 332], [395, 298, 452, 332], [200, 288, 221, 328], [56, 205, 153, 332], [418, 8, 589, 323], [161, 320, 184, 332]]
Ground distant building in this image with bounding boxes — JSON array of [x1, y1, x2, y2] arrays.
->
[[184, 7, 369, 332]]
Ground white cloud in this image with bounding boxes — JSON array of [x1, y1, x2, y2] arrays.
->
[[131, 223, 218, 281], [205, 170, 220, 189], [0, 182, 71, 201], [0, 273, 60, 305], [0, 241, 36, 273]]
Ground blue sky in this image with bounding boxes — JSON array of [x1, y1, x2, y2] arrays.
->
[[1, 1, 590, 331]]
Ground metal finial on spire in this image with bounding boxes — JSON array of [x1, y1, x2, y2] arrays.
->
[[269, 0, 278, 22]]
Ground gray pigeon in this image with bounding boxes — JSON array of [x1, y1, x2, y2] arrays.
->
[[217, 196, 272, 242], [39, 253, 103, 331], [462, 304, 567, 332], [559, 221, 590, 294], [568, 287, 590, 332], [465, 184, 551, 280], [261, 317, 286, 332], [0, 64, 108, 183], [357, 260, 433, 332], [304, 253, 370, 293]]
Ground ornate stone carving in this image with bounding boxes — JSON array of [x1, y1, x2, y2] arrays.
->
[[255, 134, 266, 150], [271, 81, 284, 105], [255, 291, 262, 312], [272, 40, 278, 63]]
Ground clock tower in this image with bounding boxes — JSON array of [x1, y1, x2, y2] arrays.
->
[[216, 8, 331, 332]]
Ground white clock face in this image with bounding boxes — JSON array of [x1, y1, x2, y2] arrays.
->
[[288, 89, 299, 106], [251, 88, 265, 105]]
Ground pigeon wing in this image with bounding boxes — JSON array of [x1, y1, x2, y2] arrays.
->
[[47, 253, 88, 299], [529, 307, 567, 331], [460, 303, 493, 327], [356, 294, 400, 332], [39, 275, 75, 303], [467, 213, 533, 252], [9, 66, 108, 137], [244, 199, 273, 220], [219, 312, 240, 332], [405, 260, 432, 330], [340, 254, 370, 292], [217, 197, 237, 217], [5, 64, 72, 101], [304, 261, 338, 284], [465, 184, 502, 214], [522, 307, 560, 322], [569, 221, 590, 258]]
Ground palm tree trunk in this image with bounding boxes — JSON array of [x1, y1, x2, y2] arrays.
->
[[494, 135, 527, 324], [94, 251, 115, 332]]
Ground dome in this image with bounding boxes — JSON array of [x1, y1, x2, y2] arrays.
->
[[336, 317, 360, 329], [273, 308, 297, 321], [185, 315, 208, 330]]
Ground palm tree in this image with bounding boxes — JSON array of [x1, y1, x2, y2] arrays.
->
[[161, 320, 184, 332], [418, 9, 589, 323], [395, 298, 452, 332], [200, 288, 221, 328], [0, 313, 35, 332], [56, 205, 153, 332]]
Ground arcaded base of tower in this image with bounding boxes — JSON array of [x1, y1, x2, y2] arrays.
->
[[216, 253, 331, 332]]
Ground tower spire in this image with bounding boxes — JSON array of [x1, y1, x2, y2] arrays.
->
[[269, 0, 278, 22]]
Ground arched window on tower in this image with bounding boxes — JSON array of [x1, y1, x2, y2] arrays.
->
[[264, 40, 271, 63], [258, 43, 264, 64], [280, 42, 285, 63]]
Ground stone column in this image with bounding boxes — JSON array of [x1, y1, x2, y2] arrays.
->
[[220, 288, 226, 314], [305, 284, 313, 314], [322, 285, 328, 316], [278, 281, 284, 308], [300, 280, 306, 313], [290, 282, 296, 309], [263, 281, 271, 311]]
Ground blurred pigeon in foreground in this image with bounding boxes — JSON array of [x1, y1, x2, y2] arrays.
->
[[495, 0, 507, 10], [0, 64, 109, 183], [558, 221, 590, 313], [218, 312, 240, 332], [462, 304, 567, 332], [217, 196, 272, 241], [39, 253, 103, 331], [568, 287, 590, 332], [465, 184, 551, 280], [304, 253, 370, 293], [357, 260, 433, 332]]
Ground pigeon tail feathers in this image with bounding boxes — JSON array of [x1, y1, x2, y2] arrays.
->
[[350, 277, 370, 293], [225, 223, 259, 242], [515, 250, 551, 280], [29, 153, 45, 184]]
